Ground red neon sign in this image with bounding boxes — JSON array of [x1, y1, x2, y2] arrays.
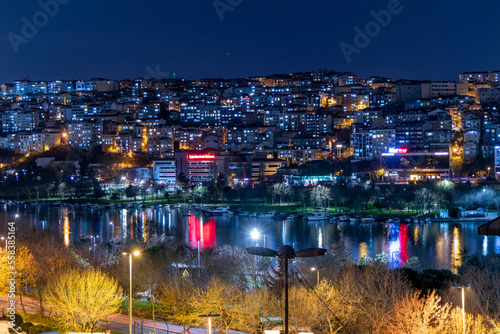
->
[[398, 148, 408, 154], [187, 154, 215, 161]]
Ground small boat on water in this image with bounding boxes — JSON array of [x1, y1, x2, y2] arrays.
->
[[386, 218, 394, 224], [338, 215, 350, 222], [394, 218, 401, 224], [361, 215, 375, 223], [425, 217, 431, 223], [259, 211, 276, 219], [306, 212, 330, 221], [349, 215, 361, 223], [205, 206, 232, 215]]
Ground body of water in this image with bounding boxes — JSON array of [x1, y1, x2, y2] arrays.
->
[[1, 202, 499, 272]]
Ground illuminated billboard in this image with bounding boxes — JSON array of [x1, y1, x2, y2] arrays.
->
[[187, 154, 216, 161], [388, 147, 408, 154]]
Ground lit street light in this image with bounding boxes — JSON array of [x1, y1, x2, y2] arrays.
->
[[122, 251, 140, 334], [89, 235, 99, 252], [199, 314, 220, 334], [310, 266, 324, 286], [250, 228, 265, 247], [452, 283, 471, 334]]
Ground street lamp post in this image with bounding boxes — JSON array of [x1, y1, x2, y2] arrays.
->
[[199, 314, 220, 334], [452, 283, 471, 334], [90, 235, 99, 252], [122, 251, 140, 334], [110, 222, 114, 239], [247, 245, 327, 334], [310, 267, 324, 286], [0, 237, 6, 249]]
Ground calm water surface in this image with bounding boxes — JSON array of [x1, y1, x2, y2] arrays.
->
[[1, 203, 499, 271]]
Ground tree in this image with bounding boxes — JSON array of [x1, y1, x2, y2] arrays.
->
[[296, 187, 311, 213], [330, 185, 346, 212], [272, 183, 292, 206], [189, 279, 240, 334], [447, 254, 500, 321], [45, 269, 122, 332], [158, 275, 198, 334], [92, 180, 105, 199], [288, 285, 317, 333], [313, 280, 352, 334], [444, 308, 489, 334], [0, 244, 36, 314], [237, 288, 279, 333], [133, 246, 173, 334], [415, 188, 433, 214], [336, 263, 411, 333], [31, 231, 78, 316], [125, 185, 139, 201], [388, 290, 450, 334], [310, 185, 331, 208], [177, 172, 189, 187], [57, 182, 68, 200], [192, 185, 209, 204]]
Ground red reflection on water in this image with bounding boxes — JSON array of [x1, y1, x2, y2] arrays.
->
[[189, 215, 216, 248], [399, 223, 409, 263]]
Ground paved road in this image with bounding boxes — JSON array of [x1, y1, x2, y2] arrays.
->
[[0, 295, 226, 334]]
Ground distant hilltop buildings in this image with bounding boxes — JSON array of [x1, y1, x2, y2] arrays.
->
[[1, 69, 500, 185]]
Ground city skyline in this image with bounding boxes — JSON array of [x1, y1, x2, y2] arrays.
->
[[2, 0, 500, 82]]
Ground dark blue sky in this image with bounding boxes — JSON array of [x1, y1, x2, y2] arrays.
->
[[1, 0, 499, 82]]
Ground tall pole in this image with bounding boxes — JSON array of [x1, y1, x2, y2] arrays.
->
[[461, 287, 465, 334], [317, 269, 320, 286], [129, 253, 133, 334], [208, 317, 212, 334], [284, 258, 289, 334]]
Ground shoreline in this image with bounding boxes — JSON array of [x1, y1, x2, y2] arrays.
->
[[2, 199, 496, 224]]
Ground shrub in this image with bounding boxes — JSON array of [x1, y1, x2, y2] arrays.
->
[[14, 314, 23, 327], [35, 325, 53, 334], [20, 322, 34, 334]]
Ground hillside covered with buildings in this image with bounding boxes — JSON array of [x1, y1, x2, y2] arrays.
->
[[1, 70, 500, 186]]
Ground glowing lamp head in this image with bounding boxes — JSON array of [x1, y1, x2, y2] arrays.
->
[[250, 228, 260, 240], [133, 251, 140, 256]]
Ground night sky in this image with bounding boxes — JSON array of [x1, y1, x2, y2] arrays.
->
[[1, 0, 499, 82]]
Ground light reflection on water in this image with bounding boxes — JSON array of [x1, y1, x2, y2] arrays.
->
[[1, 203, 499, 271]]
